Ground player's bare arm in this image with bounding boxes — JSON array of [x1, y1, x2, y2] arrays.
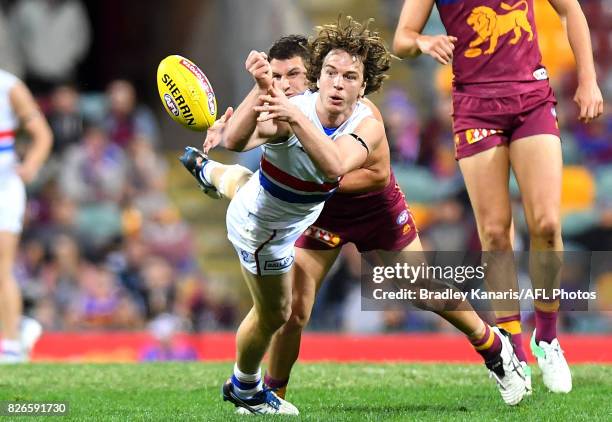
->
[[548, 0, 604, 123], [337, 154, 389, 193], [10, 82, 53, 184], [336, 98, 390, 192], [223, 50, 277, 151], [393, 0, 457, 65], [337, 160, 389, 193], [296, 114, 378, 179], [256, 87, 376, 179]]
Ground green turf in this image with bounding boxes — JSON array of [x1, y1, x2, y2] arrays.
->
[[0, 363, 610, 421]]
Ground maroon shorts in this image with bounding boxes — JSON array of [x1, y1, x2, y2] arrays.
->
[[295, 172, 418, 252], [452, 81, 560, 160]]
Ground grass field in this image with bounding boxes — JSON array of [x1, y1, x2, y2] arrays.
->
[[1, 363, 610, 421]]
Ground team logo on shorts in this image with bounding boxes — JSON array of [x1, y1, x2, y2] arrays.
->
[[264, 255, 294, 271], [397, 209, 409, 225], [303, 225, 341, 247], [239, 249, 255, 263]]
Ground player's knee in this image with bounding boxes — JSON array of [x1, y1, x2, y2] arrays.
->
[[529, 214, 560, 241], [481, 223, 512, 250], [260, 305, 293, 332], [285, 308, 312, 332]]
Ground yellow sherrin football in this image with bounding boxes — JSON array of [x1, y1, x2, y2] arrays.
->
[[157, 55, 217, 131]]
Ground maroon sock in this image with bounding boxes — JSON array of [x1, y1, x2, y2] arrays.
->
[[472, 325, 502, 363], [264, 373, 289, 390], [510, 332, 527, 362], [535, 309, 558, 343], [496, 315, 527, 363]]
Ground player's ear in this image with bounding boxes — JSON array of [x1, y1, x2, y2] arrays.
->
[[359, 82, 366, 97], [316, 79, 320, 89]]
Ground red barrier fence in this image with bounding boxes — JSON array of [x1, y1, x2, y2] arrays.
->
[[31, 333, 612, 363]]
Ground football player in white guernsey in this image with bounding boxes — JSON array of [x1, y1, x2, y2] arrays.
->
[[185, 33, 530, 408], [0, 70, 52, 363], [190, 18, 390, 415], [183, 29, 528, 408]]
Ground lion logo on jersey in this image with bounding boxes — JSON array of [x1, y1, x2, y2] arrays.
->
[[464, 0, 533, 58]]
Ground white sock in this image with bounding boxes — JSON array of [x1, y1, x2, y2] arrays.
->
[[200, 160, 221, 185], [231, 363, 262, 399]]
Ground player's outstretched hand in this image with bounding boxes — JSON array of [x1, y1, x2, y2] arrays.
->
[[255, 87, 298, 123], [202, 106, 233, 153], [416, 34, 457, 65], [574, 79, 604, 123], [246, 50, 272, 91]]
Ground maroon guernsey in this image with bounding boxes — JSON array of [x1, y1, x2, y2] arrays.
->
[[437, 0, 548, 94], [438, 0, 561, 158]]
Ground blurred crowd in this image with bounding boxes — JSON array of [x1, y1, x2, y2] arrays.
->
[[16, 80, 236, 332], [1, 0, 610, 335]]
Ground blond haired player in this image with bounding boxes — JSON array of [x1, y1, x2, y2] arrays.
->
[[0, 69, 52, 363], [183, 22, 527, 409]]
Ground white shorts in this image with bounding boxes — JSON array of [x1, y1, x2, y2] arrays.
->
[[0, 171, 25, 233], [226, 173, 323, 276]]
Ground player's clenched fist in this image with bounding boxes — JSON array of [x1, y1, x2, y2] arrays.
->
[[573, 79, 604, 124], [416, 34, 457, 65], [245, 50, 272, 91]]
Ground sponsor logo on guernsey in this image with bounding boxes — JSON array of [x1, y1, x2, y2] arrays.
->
[[397, 209, 409, 225], [180, 58, 216, 116], [533, 68, 548, 80], [164, 93, 179, 116], [264, 255, 295, 271], [303, 225, 341, 247], [161, 73, 196, 126]]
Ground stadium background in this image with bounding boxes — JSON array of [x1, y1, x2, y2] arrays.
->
[[0, 0, 610, 362]]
